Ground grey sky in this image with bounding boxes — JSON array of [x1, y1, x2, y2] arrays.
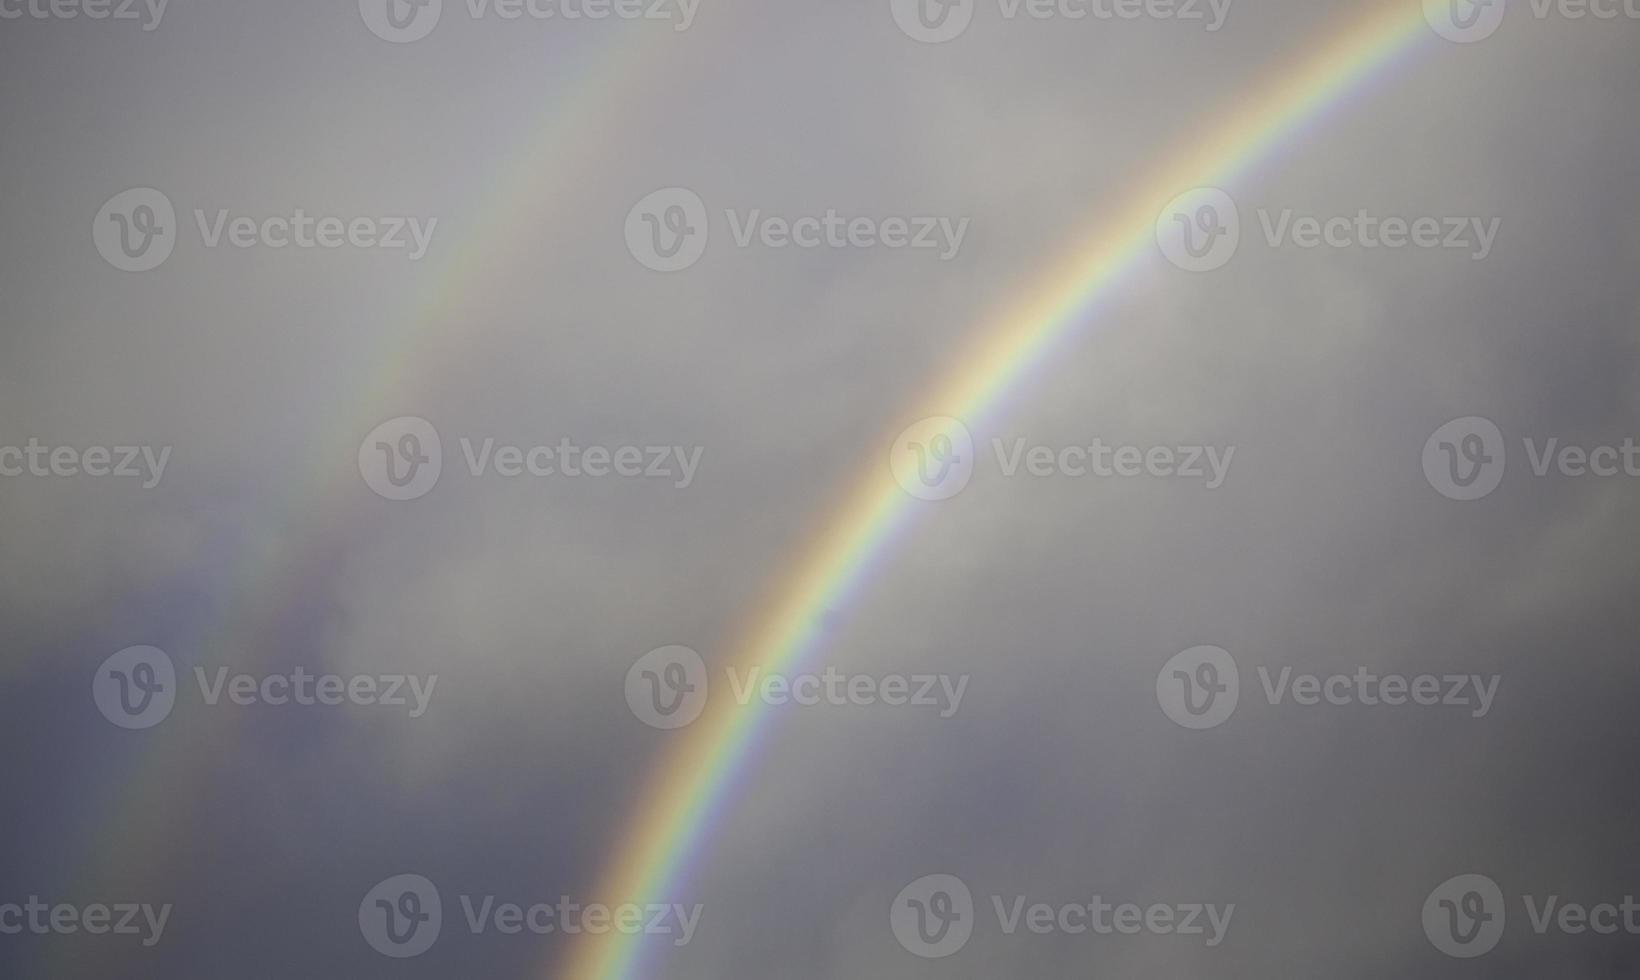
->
[[2, 1, 1638, 978]]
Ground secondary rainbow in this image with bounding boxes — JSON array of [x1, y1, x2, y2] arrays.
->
[[562, 3, 1437, 978], [49, 24, 693, 980]]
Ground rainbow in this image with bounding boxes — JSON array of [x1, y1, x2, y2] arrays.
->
[[48, 22, 694, 980], [561, 2, 1436, 978]]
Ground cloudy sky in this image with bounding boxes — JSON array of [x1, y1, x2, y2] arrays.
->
[[2, 0, 1638, 977]]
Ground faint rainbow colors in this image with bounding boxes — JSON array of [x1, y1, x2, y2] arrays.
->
[[561, 3, 1435, 978]]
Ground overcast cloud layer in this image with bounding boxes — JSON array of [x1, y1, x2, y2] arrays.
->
[[2, 1, 1638, 978]]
